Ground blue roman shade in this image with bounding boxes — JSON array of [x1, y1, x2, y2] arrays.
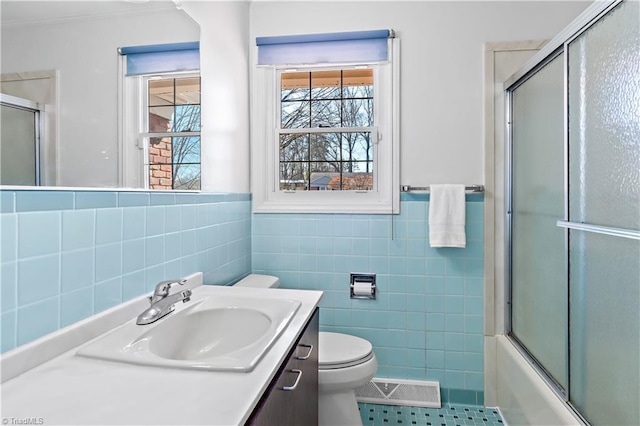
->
[[256, 29, 394, 66], [119, 42, 200, 76]]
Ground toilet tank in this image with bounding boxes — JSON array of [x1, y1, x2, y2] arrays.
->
[[233, 274, 280, 288]]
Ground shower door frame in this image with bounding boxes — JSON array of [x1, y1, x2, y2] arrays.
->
[[504, 44, 568, 400], [0, 93, 43, 186], [504, 0, 626, 423]]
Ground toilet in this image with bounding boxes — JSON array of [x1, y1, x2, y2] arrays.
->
[[234, 274, 378, 426]]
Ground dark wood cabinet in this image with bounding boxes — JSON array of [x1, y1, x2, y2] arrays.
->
[[247, 308, 319, 426]]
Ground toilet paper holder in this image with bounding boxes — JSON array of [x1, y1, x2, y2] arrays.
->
[[350, 273, 377, 300]]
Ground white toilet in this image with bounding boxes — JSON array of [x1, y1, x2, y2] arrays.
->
[[234, 274, 378, 426]]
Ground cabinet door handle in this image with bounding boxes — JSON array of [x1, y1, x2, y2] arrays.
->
[[282, 369, 303, 391], [296, 344, 314, 360]]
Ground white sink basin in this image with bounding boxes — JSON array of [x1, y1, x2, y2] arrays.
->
[[77, 290, 301, 372]]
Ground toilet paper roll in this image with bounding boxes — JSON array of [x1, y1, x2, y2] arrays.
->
[[352, 281, 373, 297]]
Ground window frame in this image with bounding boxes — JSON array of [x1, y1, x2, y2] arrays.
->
[[119, 70, 201, 190], [141, 73, 202, 190], [251, 39, 399, 214]]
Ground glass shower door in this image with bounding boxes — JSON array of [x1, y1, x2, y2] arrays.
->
[[566, 1, 640, 424], [0, 97, 40, 185], [507, 1, 639, 423], [509, 52, 567, 391]]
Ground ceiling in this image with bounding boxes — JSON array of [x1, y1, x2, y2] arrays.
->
[[0, 1, 177, 28]]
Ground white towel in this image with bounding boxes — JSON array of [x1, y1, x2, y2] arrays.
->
[[428, 184, 466, 248]]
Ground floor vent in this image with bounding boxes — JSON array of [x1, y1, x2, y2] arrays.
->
[[355, 378, 441, 408]]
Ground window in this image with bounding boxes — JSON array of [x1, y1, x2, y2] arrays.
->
[[252, 31, 399, 214], [279, 68, 374, 192], [143, 75, 201, 190], [118, 42, 200, 190]]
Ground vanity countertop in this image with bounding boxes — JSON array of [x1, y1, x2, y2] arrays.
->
[[0, 281, 323, 425]]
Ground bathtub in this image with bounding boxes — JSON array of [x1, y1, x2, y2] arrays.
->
[[489, 335, 582, 425]]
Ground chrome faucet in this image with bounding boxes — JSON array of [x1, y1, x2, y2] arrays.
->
[[136, 279, 192, 325]]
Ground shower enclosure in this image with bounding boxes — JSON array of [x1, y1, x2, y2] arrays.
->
[[505, 0, 639, 424], [0, 94, 42, 185]]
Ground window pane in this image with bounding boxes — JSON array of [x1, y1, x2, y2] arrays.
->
[[342, 132, 373, 163], [148, 79, 173, 106], [280, 162, 308, 190], [278, 131, 374, 192], [342, 68, 374, 88], [342, 172, 373, 190], [148, 136, 172, 190], [172, 105, 201, 132], [310, 133, 340, 163], [281, 72, 310, 100], [149, 106, 173, 132], [311, 70, 341, 99], [280, 134, 309, 162], [281, 101, 310, 128], [172, 136, 200, 164], [173, 164, 200, 190], [175, 77, 200, 105], [279, 68, 375, 130], [343, 85, 374, 99], [343, 98, 373, 127], [149, 137, 172, 165], [277, 67, 376, 193], [309, 163, 339, 190], [148, 136, 201, 190], [282, 87, 310, 102], [149, 164, 172, 190], [311, 161, 340, 174], [311, 100, 341, 128], [145, 75, 200, 192]]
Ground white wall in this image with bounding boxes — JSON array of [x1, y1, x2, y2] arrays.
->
[[181, 1, 251, 193], [249, 1, 591, 186], [2, 1, 590, 191], [1, 4, 199, 187]]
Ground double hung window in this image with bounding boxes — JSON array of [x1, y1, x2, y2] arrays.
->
[[144, 75, 201, 190], [278, 68, 374, 192], [119, 42, 201, 190], [252, 30, 399, 214]]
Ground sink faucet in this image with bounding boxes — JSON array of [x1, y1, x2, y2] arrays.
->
[[136, 279, 192, 325]]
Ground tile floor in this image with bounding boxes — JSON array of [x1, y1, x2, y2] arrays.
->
[[358, 403, 505, 426]]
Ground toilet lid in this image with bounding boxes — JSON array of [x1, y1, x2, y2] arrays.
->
[[319, 332, 373, 368]]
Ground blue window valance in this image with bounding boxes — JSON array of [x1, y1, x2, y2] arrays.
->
[[256, 29, 394, 66], [119, 42, 200, 76]]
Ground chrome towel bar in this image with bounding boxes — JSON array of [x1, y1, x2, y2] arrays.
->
[[400, 184, 484, 193]]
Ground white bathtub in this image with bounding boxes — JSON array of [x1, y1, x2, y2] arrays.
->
[[488, 335, 582, 426]]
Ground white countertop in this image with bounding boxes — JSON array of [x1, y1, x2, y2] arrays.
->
[[1, 279, 323, 426]]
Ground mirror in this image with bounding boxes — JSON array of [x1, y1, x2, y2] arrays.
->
[[0, 1, 200, 188]]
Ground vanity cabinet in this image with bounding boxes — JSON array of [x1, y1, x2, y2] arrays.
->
[[247, 308, 319, 426]]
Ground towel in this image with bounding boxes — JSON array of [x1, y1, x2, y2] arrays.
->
[[428, 184, 466, 248]]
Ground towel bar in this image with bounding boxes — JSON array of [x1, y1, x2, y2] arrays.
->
[[401, 184, 484, 193]]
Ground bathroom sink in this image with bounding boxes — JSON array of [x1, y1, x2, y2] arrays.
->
[[76, 291, 301, 372]]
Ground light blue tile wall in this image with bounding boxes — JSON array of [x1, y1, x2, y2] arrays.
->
[[252, 194, 484, 405], [0, 190, 252, 353]]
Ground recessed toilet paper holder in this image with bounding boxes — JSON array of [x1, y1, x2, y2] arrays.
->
[[350, 273, 376, 300]]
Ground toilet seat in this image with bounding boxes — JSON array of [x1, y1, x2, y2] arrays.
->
[[319, 332, 374, 370]]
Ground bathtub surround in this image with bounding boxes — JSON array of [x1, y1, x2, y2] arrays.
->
[[0, 189, 251, 353], [252, 194, 484, 405]]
